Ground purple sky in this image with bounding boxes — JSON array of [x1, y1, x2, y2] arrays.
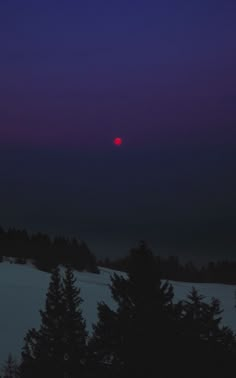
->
[[0, 1, 236, 259]]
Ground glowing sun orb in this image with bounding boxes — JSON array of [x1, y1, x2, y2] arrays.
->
[[113, 137, 123, 146]]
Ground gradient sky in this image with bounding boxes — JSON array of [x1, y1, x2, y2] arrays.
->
[[0, 0, 236, 260]]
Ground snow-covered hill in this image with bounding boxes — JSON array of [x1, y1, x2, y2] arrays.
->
[[0, 262, 236, 364]]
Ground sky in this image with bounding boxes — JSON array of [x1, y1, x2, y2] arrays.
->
[[0, 0, 236, 260]]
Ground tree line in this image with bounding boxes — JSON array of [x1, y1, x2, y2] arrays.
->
[[99, 254, 236, 285], [2, 242, 236, 378], [2, 225, 236, 285], [0, 227, 98, 273]]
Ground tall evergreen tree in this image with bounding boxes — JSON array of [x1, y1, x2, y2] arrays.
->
[[20, 266, 66, 378], [20, 266, 88, 378], [62, 265, 88, 377], [90, 241, 178, 378], [180, 287, 236, 378]]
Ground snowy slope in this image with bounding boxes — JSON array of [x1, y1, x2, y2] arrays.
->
[[0, 262, 235, 364]]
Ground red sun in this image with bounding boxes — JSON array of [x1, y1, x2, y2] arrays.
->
[[113, 137, 123, 146]]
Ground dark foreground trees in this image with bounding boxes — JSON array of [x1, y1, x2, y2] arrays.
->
[[90, 242, 236, 378], [13, 242, 236, 377], [179, 288, 236, 378], [90, 241, 177, 378], [20, 266, 87, 378]]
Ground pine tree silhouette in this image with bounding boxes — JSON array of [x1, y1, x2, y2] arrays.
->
[[1, 354, 19, 378], [20, 266, 88, 378], [91, 241, 178, 378], [20, 267, 66, 377], [62, 265, 88, 377], [181, 287, 236, 378]]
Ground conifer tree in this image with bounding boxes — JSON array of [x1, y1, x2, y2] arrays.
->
[[20, 266, 88, 378], [90, 241, 178, 378], [20, 266, 66, 378], [181, 287, 236, 378], [88, 302, 119, 377], [1, 354, 19, 378], [62, 265, 88, 377]]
